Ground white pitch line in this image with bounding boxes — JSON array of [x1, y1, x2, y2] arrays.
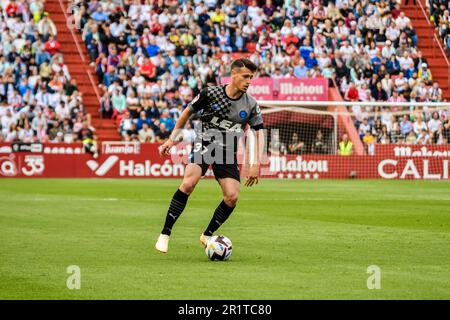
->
[[29, 198, 119, 201], [21, 197, 450, 202]]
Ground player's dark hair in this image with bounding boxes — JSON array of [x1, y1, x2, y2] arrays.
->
[[231, 58, 258, 72]]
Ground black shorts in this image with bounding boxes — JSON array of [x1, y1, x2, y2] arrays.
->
[[188, 141, 240, 182]]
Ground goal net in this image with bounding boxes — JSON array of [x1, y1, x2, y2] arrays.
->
[[261, 105, 337, 156], [241, 101, 450, 180], [258, 101, 450, 156]]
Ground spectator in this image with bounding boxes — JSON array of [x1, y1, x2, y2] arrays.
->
[[269, 139, 287, 156], [428, 111, 442, 134], [293, 59, 308, 78], [119, 111, 133, 137], [111, 88, 126, 122], [386, 55, 400, 75], [44, 36, 61, 55], [65, 78, 79, 96], [136, 111, 151, 132], [358, 117, 372, 140], [140, 57, 157, 82], [169, 60, 184, 80], [377, 125, 391, 144], [299, 38, 314, 60], [413, 116, 428, 135], [156, 122, 170, 142], [182, 121, 196, 144], [288, 132, 304, 154], [78, 121, 98, 158], [338, 133, 353, 156], [37, 12, 57, 41], [92, 6, 109, 23], [99, 89, 112, 118], [160, 111, 175, 132], [417, 129, 431, 145], [418, 63, 432, 85], [363, 130, 375, 155], [390, 121, 403, 144], [371, 81, 388, 101], [344, 82, 359, 101], [124, 123, 139, 142], [413, 50, 428, 71], [428, 82, 442, 102], [395, 12, 411, 31], [405, 130, 417, 145], [311, 130, 327, 154], [400, 115, 413, 138], [394, 72, 408, 93], [139, 122, 156, 143]]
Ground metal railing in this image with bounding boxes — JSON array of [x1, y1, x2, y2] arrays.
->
[[416, 0, 450, 91], [57, 0, 102, 104]]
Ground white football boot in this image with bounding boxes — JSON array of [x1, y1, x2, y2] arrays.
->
[[199, 234, 211, 248], [155, 234, 170, 253]]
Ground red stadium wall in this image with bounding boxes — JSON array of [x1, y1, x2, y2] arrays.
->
[[1, 143, 449, 180]]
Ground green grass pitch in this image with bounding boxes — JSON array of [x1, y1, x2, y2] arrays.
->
[[0, 179, 449, 299]]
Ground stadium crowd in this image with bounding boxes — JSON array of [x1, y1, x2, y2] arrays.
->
[[428, 0, 450, 55], [70, 0, 450, 150], [356, 107, 450, 155], [1, 0, 449, 155], [0, 0, 97, 150]]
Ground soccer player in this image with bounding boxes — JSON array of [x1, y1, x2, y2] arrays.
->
[[155, 58, 264, 253]]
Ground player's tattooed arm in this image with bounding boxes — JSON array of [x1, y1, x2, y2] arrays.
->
[[159, 89, 208, 156], [158, 107, 194, 156]]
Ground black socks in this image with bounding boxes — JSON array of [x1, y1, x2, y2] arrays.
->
[[161, 190, 235, 237], [203, 200, 235, 236], [161, 189, 189, 236]]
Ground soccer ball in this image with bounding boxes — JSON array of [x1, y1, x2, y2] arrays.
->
[[205, 235, 232, 261]]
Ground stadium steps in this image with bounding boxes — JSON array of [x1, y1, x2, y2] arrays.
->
[[45, 0, 121, 141], [327, 88, 365, 155], [402, 2, 450, 100]]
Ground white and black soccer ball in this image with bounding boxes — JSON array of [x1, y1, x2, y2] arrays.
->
[[205, 235, 232, 261]]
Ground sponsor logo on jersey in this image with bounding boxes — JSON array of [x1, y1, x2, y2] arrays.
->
[[210, 116, 243, 132]]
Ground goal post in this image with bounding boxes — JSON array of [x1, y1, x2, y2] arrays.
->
[[257, 100, 450, 156]]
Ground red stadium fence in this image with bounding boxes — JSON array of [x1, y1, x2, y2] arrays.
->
[[1, 142, 449, 180]]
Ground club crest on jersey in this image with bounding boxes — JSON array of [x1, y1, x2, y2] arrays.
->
[[239, 110, 248, 119], [212, 104, 221, 111]]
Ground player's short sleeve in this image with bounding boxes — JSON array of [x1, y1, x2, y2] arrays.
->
[[248, 102, 264, 129], [187, 88, 208, 113]]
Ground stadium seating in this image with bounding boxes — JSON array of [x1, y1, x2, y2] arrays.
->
[[428, 0, 450, 55], [0, 0, 96, 144], [66, 0, 450, 148]]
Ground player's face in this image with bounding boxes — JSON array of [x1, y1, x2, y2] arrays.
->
[[232, 67, 255, 93]]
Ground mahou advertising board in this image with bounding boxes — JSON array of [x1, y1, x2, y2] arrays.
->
[[220, 77, 329, 101], [1, 142, 450, 180]]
